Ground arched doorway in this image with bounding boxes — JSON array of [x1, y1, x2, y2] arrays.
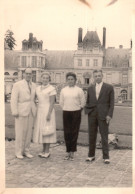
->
[[121, 89, 127, 101], [83, 72, 91, 85]]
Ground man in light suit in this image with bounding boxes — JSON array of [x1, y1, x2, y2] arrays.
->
[[11, 68, 36, 159], [85, 69, 114, 164]]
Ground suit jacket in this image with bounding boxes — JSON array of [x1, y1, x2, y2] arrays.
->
[[11, 79, 37, 117], [84, 82, 114, 120]]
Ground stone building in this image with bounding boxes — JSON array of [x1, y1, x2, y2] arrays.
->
[[45, 27, 132, 101], [18, 33, 46, 83], [4, 28, 132, 102]]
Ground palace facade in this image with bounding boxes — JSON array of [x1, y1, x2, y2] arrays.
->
[[4, 27, 132, 102]]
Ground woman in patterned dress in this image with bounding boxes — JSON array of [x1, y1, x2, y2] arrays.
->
[[33, 72, 57, 158]]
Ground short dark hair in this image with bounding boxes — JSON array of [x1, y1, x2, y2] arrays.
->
[[66, 72, 77, 81], [93, 69, 103, 74]]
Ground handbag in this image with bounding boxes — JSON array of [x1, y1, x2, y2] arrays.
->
[[42, 121, 55, 136]]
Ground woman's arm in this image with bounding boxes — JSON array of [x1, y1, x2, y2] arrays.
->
[[46, 95, 56, 121]]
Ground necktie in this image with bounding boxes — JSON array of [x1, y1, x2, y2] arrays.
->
[[27, 82, 31, 93]]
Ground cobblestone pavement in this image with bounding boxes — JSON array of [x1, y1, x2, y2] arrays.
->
[[5, 141, 132, 188]]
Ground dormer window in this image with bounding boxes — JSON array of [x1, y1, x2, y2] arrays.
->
[[4, 72, 10, 75], [13, 72, 18, 76]]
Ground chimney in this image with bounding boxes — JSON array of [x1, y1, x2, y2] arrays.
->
[[29, 33, 33, 48], [130, 40, 132, 49], [78, 28, 83, 44], [103, 27, 106, 49], [119, 45, 123, 49]]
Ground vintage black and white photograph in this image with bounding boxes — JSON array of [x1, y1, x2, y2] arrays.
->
[[1, 0, 134, 191]]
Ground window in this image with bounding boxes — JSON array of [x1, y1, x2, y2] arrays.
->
[[121, 90, 127, 100], [94, 46, 98, 50], [13, 72, 18, 76], [32, 71, 36, 83], [22, 70, 25, 79], [107, 60, 112, 67], [27, 56, 30, 67], [93, 59, 98, 67], [78, 59, 82, 66], [106, 74, 112, 84], [122, 74, 128, 85], [130, 90, 132, 100], [4, 72, 10, 75], [123, 63, 128, 68], [41, 57, 44, 67], [17, 56, 20, 66], [86, 59, 89, 67], [115, 87, 120, 99], [32, 56, 37, 67], [77, 73, 82, 83], [21, 56, 27, 67], [85, 78, 89, 85]]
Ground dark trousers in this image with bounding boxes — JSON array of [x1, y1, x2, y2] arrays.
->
[[63, 110, 81, 152], [88, 115, 109, 159]]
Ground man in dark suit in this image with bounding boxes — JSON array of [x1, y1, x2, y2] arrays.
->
[[85, 69, 114, 164]]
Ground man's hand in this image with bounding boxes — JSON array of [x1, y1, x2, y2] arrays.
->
[[106, 115, 111, 124], [46, 113, 51, 121], [14, 114, 19, 118]]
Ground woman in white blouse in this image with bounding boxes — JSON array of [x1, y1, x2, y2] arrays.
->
[[60, 72, 85, 160], [33, 72, 57, 158]]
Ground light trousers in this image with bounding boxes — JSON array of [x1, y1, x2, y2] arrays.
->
[[15, 112, 34, 156]]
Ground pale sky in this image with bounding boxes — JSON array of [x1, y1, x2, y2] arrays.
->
[[2, 0, 134, 50]]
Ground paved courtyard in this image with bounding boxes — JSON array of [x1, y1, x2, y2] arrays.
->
[[5, 140, 132, 188]]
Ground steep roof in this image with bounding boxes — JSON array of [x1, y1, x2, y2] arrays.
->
[[4, 50, 19, 70], [82, 31, 101, 49], [45, 50, 74, 69], [105, 48, 130, 67]]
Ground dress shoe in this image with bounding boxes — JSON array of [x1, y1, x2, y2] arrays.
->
[[104, 159, 110, 164], [24, 153, 34, 158], [16, 155, 24, 159], [38, 152, 45, 157], [41, 153, 50, 158], [64, 155, 70, 160], [69, 156, 74, 161], [86, 156, 95, 162]]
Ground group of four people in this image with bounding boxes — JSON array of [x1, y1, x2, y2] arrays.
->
[[11, 68, 114, 164]]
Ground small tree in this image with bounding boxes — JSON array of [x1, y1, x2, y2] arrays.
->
[[5, 29, 16, 50]]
